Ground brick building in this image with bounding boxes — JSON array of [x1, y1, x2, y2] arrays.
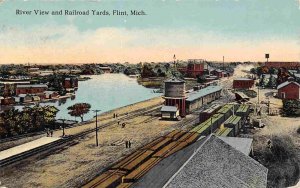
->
[[178, 59, 205, 78], [16, 84, 48, 95], [277, 81, 300, 100], [265, 61, 300, 69], [63, 77, 78, 89], [233, 78, 255, 89]]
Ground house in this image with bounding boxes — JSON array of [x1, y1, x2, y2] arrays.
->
[[277, 81, 300, 100], [16, 84, 48, 95], [161, 106, 179, 120], [134, 135, 267, 188], [233, 78, 255, 89], [18, 94, 33, 103], [44, 91, 59, 99]]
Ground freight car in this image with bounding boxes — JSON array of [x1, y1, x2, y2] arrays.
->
[[216, 104, 236, 120], [199, 104, 221, 123], [215, 127, 234, 137], [224, 115, 242, 136], [191, 113, 225, 135], [236, 104, 250, 117]]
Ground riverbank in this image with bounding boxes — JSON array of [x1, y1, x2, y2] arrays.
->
[[0, 95, 198, 188]]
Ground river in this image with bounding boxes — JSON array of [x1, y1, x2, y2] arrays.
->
[[14, 74, 161, 121]]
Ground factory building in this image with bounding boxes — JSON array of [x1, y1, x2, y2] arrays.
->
[[177, 59, 205, 78], [185, 86, 222, 113], [163, 78, 187, 117]]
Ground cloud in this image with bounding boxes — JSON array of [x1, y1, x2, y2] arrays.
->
[[0, 24, 299, 64]]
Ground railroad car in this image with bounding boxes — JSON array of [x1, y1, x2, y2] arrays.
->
[[215, 127, 234, 137], [216, 104, 235, 120], [224, 115, 242, 136], [236, 104, 250, 117], [199, 104, 221, 123]]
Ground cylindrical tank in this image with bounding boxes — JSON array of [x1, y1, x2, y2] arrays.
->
[[164, 78, 185, 98]]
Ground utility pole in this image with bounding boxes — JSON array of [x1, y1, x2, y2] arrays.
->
[[93, 110, 101, 146], [173, 54, 176, 68], [210, 116, 213, 134], [223, 56, 225, 70], [58, 119, 66, 137]]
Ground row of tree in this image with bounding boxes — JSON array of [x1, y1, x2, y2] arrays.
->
[[0, 102, 92, 138], [0, 105, 59, 138]]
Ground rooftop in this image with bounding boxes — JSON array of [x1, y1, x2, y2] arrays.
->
[[164, 77, 185, 83], [164, 135, 268, 188], [234, 78, 253, 81], [161, 106, 178, 112], [218, 136, 253, 155], [16, 84, 48, 88], [186, 86, 222, 102], [277, 81, 300, 89], [135, 135, 267, 188]]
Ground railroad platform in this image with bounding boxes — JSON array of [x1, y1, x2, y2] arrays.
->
[[0, 137, 61, 160]]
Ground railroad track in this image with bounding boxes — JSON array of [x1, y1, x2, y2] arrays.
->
[[0, 104, 162, 168]]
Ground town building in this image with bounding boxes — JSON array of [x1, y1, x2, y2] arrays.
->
[[134, 135, 267, 188], [178, 59, 205, 78], [44, 91, 59, 99], [16, 84, 48, 95], [0, 97, 15, 105], [265, 61, 300, 69], [233, 78, 255, 89], [211, 69, 229, 78], [99, 67, 112, 73], [277, 81, 300, 100], [160, 106, 179, 120], [63, 77, 79, 90]]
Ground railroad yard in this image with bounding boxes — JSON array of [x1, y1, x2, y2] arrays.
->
[[0, 96, 199, 188], [0, 63, 299, 188], [0, 64, 250, 188]]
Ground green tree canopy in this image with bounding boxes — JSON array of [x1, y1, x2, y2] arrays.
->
[[67, 103, 91, 122]]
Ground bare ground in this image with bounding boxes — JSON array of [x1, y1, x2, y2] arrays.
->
[[0, 96, 198, 188]]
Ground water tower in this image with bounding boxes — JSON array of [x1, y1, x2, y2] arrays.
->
[[163, 78, 186, 117]]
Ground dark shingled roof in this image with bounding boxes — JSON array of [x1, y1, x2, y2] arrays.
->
[[134, 135, 267, 188], [164, 135, 268, 188]]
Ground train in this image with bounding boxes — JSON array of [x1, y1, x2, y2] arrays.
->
[[190, 104, 249, 137]]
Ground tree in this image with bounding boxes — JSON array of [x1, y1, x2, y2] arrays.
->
[[283, 100, 300, 117], [267, 74, 277, 88], [197, 75, 206, 84], [67, 103, 91, 122]]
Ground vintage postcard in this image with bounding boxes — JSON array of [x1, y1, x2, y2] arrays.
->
[[0, 0, 299, 188]]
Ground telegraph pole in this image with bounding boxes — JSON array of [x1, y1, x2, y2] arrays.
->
[[223, 56, 225, 70], [58, 119, 66, 137], [93, 110, 101, 146]]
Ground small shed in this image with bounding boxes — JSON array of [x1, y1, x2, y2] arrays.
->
[[161, 106, 179, 120]]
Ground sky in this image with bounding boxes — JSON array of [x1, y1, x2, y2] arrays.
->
[[0, 0, 299, 64]]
